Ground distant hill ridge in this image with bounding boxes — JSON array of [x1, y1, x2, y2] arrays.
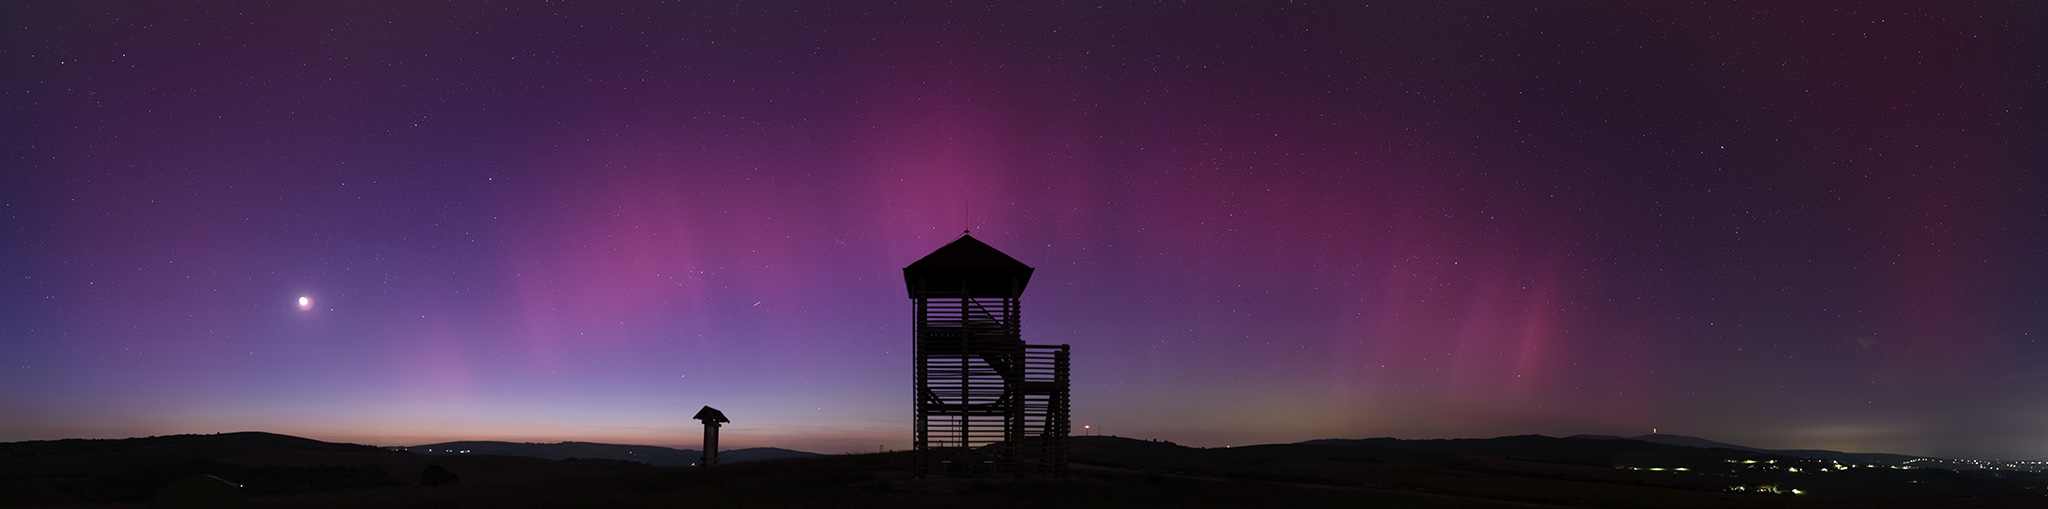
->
[[404, 440, 819, 467], [1564, 433, 1924, 465], [1295, 433, 1924, 466], [0, 431, 383, 457]]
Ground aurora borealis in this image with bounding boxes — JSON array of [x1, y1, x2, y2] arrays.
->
[[4, 2, 2046, 458]]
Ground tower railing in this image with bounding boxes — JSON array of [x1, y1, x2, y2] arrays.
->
[[912, 292, 1069, 477]]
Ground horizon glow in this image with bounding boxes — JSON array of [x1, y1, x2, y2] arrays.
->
[[3, 2, 2045, 458]]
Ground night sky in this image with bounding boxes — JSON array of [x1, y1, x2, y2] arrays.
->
[[5, 2, 2046, 459]]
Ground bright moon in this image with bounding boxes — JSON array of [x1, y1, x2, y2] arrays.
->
[[297, 296, 312, 311]]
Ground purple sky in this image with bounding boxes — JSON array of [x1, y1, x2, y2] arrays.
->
[[4, 2, 2045, 458]]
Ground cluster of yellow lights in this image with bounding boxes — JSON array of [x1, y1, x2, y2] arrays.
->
[[1905, 457, 2048, 472], [1723, 485, 1803, 495]]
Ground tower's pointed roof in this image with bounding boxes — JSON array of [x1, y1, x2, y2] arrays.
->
[[906, 233, 1030, 270], [904, 233, 1034, 297], [692, 406, 729, 424]]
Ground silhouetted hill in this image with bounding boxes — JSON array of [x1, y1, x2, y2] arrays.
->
[[0, 432, 404, 505], [720, 447, 826, 463], [1567, 433, 1925, 466], [404, 441, 820, 467], [0, 432, 655, 506], [1570, 433, 1763, 451], [0, 431, 381, 458], [1070, 435, 1196, 455], [1302, 435, 1670, 460]]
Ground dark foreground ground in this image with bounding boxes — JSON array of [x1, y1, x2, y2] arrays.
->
[[7, 434, 2046, 508], [225, 453, 1516, 509], [151, 453, 2048, 508]]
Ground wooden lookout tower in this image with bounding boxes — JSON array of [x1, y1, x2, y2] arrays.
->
[[904, 233, 1070, 477]]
